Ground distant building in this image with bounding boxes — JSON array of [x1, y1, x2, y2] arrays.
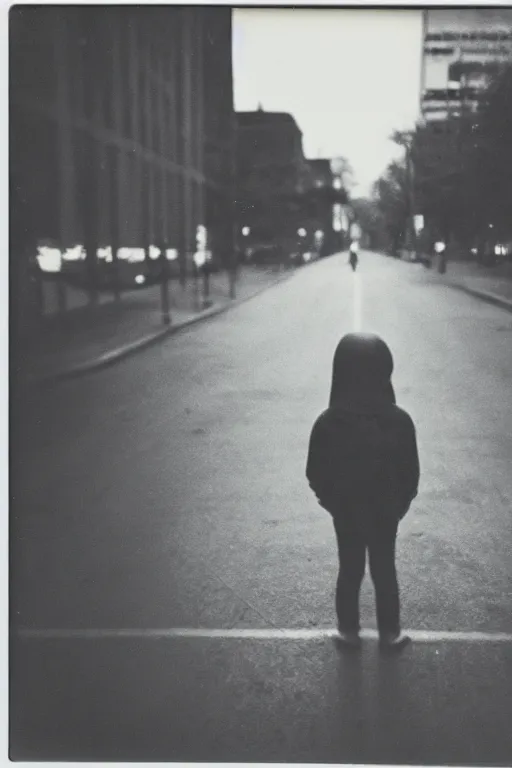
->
[[421, 8, 512, 122], [234, 109, 309, 242], [305, 159, 348, 254], [308, 159, 333, 190]]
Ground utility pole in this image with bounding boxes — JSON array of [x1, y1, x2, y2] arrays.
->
[[407, 139, 418, 262], [229, 112, 238, 300], [81, 12, 99, 307]]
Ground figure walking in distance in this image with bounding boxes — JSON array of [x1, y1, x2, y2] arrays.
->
[[349, 241, 359, 271], [306, 333, 419, 651]]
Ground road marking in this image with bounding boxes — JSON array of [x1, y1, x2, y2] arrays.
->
[[353, 271, 362, 331], [14, 627, 512, 642]]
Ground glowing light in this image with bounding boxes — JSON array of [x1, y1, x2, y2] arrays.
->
[[434, 241, 446, 254], [413, 215, 424, 234], [149, 246, 161, 260], [194, 251, 206, 268], [303, 252, 312, 263], [63, 245, 86, 261], [298, 228, 307, 237], [119, 247, 145, 263], [196, 225, 207, 250], [135, 274, 146, 285], [166, 249, 178, 261], [333, 203, 343, 232], [242, 226, 250, 237], [333, 178, 342, 190], [97, 246, 112, 262], [36, 247, 62, 273]]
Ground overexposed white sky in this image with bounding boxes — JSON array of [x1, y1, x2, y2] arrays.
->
[[233, 9, 423, 195]]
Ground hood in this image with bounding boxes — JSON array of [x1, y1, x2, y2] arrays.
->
[[328, 332, 396, 413]]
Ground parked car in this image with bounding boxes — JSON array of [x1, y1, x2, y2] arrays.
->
[[247, 243, 284, 266]]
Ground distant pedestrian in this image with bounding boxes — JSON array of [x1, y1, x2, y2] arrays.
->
[[306, 333, 419, 651], [349, 241, 359, 271]]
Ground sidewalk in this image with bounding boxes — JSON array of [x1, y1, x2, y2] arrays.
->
[[427, 258, 512, 311], [15, 264, 297, 385]]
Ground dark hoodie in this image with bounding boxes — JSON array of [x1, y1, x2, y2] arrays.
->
[[306, 333, 419, 524]]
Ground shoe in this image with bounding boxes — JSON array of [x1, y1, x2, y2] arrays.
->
[[379, 631, 411, 652], [335, 629, 361, 649]]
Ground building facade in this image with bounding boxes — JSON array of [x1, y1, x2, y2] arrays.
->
[[308, 159, 333, 190], [234, 109, 310, 243], [414, 9, 512, 256], [421, 8, 512, 122], [305, 159, 348, 254], [10, 6, 234, 331]]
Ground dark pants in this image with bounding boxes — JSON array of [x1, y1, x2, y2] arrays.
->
[[333, 515, 400, 635]]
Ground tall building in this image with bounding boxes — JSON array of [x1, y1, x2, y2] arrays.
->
[[234, 109, 309, 242], [415, 8, 512, 253], [10, 6, 234, 332], [202, 8, 235, 267], [421, 8, 512, 122]]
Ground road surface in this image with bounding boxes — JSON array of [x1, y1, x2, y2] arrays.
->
[[11, 251, 512, 762]]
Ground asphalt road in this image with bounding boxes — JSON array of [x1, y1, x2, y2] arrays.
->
[[11, 251, 512, 762]]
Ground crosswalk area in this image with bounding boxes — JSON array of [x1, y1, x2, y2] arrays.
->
[[11, 627, 512, 763]]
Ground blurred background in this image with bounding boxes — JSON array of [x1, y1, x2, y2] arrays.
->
[[10, 7, 512, 346]]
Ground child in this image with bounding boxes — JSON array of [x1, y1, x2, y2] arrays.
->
[[306, 332, 419, 650]]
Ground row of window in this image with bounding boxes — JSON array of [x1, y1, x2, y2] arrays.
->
[[426, 31, 512, 42]]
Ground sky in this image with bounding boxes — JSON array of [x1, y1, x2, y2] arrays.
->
[[233, 9, 423, 196]]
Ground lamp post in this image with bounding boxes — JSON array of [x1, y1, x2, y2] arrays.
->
[[405, 137, 418, 262], [202, 249, 211, 308], [159, 247, 171, 326]]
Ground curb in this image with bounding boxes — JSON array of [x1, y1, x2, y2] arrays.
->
[[443, 280, 512, 314], [30, 265, 301, 386]]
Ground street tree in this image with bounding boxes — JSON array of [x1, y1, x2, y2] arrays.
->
[[373, 159, 409, 254], [472, 63, 512, 242], [350, 198, 388, 251]]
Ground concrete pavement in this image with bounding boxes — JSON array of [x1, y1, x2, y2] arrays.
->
[[12, 633, 512, 763], [429, 258, 512, 313], [18, 263, 296, 384], [11, 251, 512, 762]]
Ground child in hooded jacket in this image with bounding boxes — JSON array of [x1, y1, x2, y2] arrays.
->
[[306, 332, 419, 650]]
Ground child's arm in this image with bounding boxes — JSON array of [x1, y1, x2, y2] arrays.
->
[[306, 417, 334, 511], [397, 413, 420, 517]]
